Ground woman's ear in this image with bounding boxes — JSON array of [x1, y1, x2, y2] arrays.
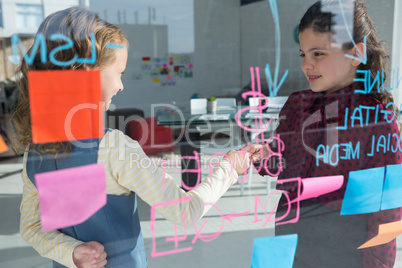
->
[[351, 42, 365, 67]]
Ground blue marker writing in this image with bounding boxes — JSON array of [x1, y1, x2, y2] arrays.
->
[[106, 43, 125, 49], [264, 0, 288, 97], [12, 33, 97, 66]]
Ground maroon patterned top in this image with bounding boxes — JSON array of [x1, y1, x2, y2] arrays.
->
[[261, 82, 402, 267]]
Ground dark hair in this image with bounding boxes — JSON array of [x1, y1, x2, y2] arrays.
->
[[299, 0, 396, 112], [11, 7, 128, 154]]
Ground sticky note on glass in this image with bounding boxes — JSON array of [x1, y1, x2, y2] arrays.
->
[[35, 163, 107, 232], [290, 175, 344, 204], [381, 164, 402, 210], [0, 135, 8, 153], [28, 70, 103, 144], [251, 234, 298, 268], [358, 221, 402, 249], [341, 167, 385, 215]]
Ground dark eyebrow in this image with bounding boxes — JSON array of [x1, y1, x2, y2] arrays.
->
[[300, 47, 329, 53]]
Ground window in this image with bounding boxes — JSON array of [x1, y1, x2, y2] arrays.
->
[[0, 3, 3, 28], [16, 4, 43, 29]]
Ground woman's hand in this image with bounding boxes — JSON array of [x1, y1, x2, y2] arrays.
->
[[224, 147, 251, 175], [73, 241, 107, 268], [246, 143, 271, 162]]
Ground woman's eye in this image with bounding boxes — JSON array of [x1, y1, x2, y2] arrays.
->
[[314, 52, 324, 57], [299, 54, 305, 58]]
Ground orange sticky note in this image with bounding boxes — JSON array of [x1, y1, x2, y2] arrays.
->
[[358, 221, 402, 249], [28, 70, 103, 144], [0, 135, 8, 153]]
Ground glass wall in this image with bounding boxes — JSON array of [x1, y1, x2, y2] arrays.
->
[[1, 0, 401, 267]]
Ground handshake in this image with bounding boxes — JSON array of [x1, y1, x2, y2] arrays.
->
[[223, 143, 270, 176]]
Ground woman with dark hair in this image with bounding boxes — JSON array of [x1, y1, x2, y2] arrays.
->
[[253, 0, 401, 266]]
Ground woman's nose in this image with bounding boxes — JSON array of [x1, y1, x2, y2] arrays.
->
[[302, 58, 313, 71]]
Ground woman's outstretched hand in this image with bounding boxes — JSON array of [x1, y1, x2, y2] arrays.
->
[[73, 241, 107, 268], [246, 143, 271, 162], [224, 145, 257, 175]]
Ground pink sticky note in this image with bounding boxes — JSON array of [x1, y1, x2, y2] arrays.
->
[[35, 164, 107, 231], [358, 221, 402, 249], [290, 175, 344, 204]]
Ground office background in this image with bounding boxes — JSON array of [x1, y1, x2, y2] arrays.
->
[[1, 0, 401, 267]]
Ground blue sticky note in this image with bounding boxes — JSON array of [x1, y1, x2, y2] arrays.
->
[[381, 165, 402, 210], [251, 234, 298, 268], [341, 167, 385, 215]]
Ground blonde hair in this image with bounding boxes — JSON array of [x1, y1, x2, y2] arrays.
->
[[11, 7, 128, 154]]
